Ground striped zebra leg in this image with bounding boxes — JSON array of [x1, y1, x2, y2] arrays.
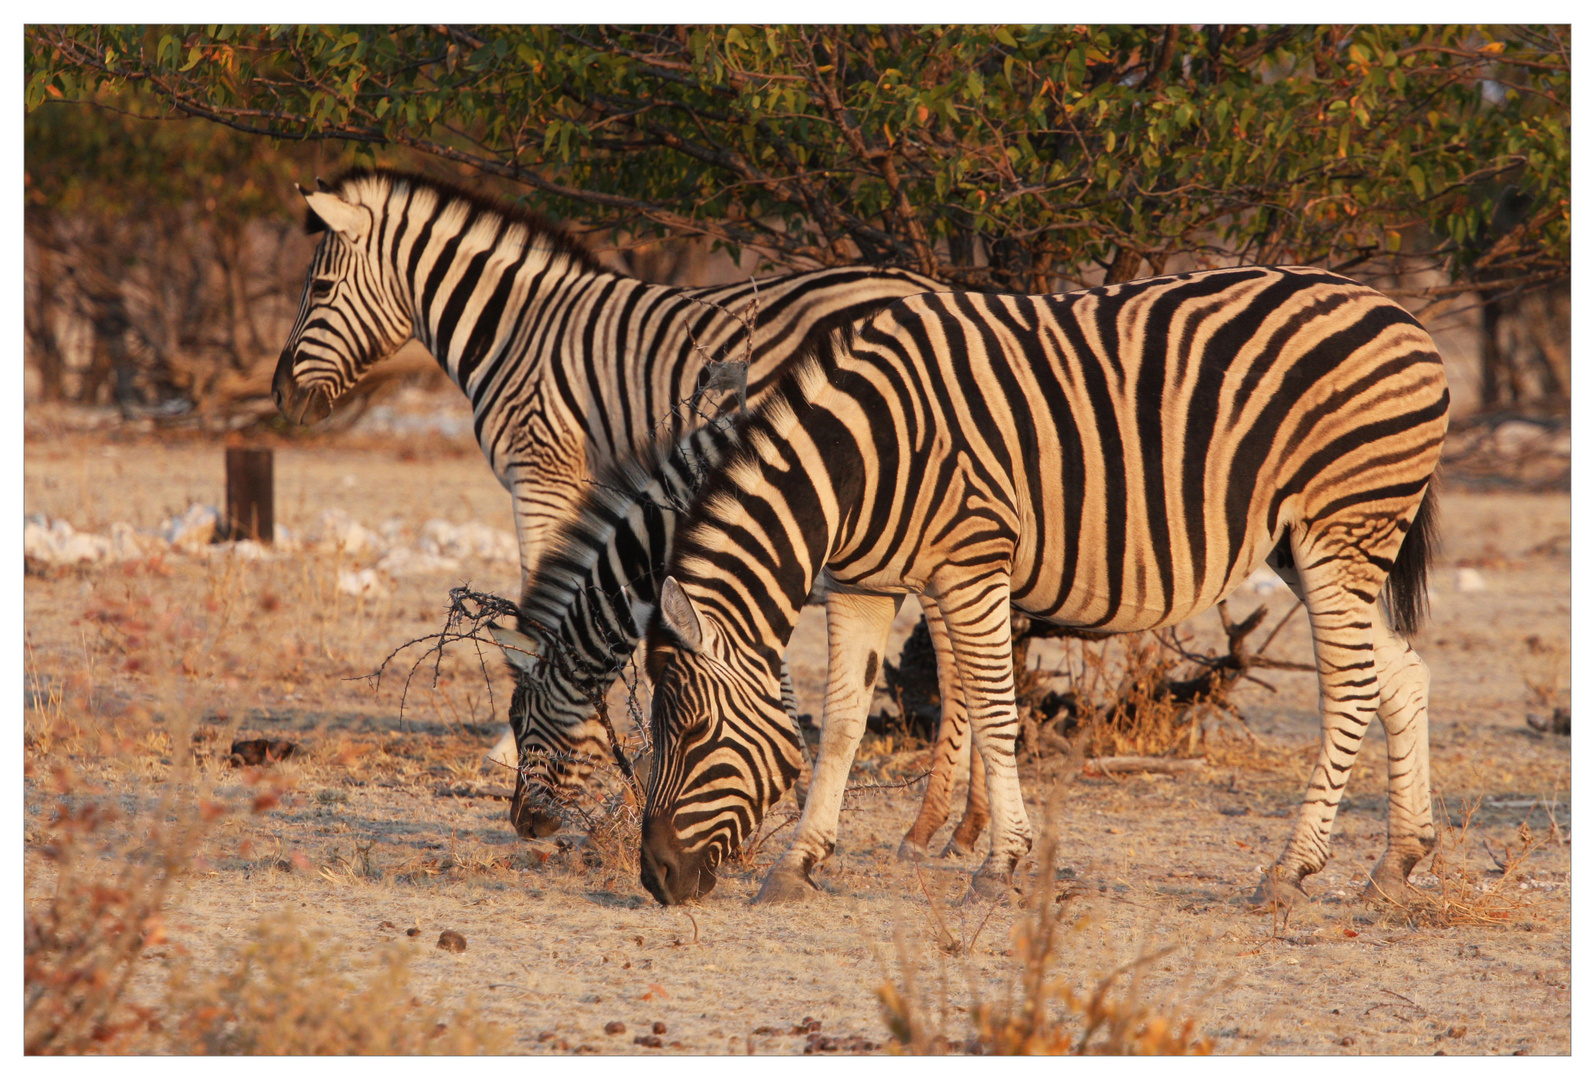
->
[[930, 571, 1034, 901], [1255, 534, 1389, 904], [947, 735, 990, 858], [755, 588, 903, 904], [1366, 618, 1436, 899], [896, 598, 976, 859]]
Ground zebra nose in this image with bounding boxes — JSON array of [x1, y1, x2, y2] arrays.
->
[[640, 817, 688, 905], [271, 349, 296, 412]]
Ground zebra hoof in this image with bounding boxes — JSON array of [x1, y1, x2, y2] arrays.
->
[[966, 868, 1014, 903], [896, 835, 930, 862], [753, 868, 817, 905], [1362, 853, 1422, 903], [1248, 869, 1309, 910], [940, 835, 977, 859]]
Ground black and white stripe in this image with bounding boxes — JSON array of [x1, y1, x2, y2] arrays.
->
[[273, 168, 943, 586], [638, 266, 1448, 907]]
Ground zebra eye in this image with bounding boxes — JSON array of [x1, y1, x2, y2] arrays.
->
[[310, 278, 335, 299]]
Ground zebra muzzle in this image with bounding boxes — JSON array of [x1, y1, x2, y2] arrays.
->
[[272, 350, 334, 426], [639, 817, 717, 905]]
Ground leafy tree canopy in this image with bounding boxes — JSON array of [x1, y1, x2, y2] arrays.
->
[[26, 24, 1569, 298]]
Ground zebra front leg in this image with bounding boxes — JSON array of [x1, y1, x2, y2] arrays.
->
[[897, 598, 976, 859], [930, 572, 1033, 901], [756, 588, 903, 904], [1254, 567, 1384, 906], [1364, 620, 1437, 900]]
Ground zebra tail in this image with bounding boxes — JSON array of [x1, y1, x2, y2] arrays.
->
[[1385, 480, 1440, 638]]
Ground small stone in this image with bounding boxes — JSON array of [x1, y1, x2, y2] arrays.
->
[[1448, 1025, 1467, 1039], [436, 930, 467, 953], [1338, 1036, 1356, 1047], [604, 1021, 626, 1035], [377, 920, 396, 931], [406, 927, 421, 937], [537, 1031, 557, 1042]]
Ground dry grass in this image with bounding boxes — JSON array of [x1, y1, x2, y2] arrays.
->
[[1374, 796, 1556, 929], [23, 745, 508, 1055], [877, 809, 1214, 1056], [157, 913, 508, 1054]]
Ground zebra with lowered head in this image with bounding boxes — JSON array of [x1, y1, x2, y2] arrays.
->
[[638, 265, 1448, 907], [484, 408, 990, 852]]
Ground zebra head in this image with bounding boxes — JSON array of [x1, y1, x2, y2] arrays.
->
[[639, 577, 804, 905], [274, 182, 413, 425], [487, 623, 612, 840]]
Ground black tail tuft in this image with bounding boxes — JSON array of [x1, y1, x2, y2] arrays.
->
[[1386, 480, 1440, 637]]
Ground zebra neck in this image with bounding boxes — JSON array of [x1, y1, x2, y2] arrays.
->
[[518, 420, 742, 689], [391, 208, 609, 398], [674, 404, 843, 667]]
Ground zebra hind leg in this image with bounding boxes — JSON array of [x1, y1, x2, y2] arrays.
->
[[1364, 615, 1437, 900], [1252, 535, 1386, 907], [896, 599, 975, 860], [929, 571, 1034, 902], [943, 743, 989, 858]]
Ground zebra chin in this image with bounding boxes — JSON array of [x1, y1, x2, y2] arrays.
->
[[271, 350, 336, 426], [639, 817, 718, 905]]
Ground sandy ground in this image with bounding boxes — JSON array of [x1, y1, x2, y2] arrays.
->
[[22, 419, 1571, 1056]]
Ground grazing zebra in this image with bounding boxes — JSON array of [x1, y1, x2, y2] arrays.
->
[[638, 266, 1448, 907], [484, 414, 986, 849], [274, 168, 944, 586]]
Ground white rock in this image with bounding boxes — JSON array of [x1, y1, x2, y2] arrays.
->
[[24, 516, 112, 563], [1245, 566, 1285, 594], [374, 547, 461, 577], [107, 522, 159, 561], [336, 567, 389, 596], [309, 508, 385, 557], [1456, 567, 1487, 593], [418, 519, 519, 563], [163, 504, 219, 552]]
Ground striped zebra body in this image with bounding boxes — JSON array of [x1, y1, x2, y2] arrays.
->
[[639, 266, 1448, 907], [273, 169, 943, 586]]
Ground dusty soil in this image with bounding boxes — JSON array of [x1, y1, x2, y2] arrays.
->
[[22, 419, 1571, 1056]]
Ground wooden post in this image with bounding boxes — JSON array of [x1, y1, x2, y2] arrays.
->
[[225, 447, 274, 544]]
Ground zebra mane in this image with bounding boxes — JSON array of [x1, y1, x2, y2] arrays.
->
[[668, 301, 896, 571], [303, 167, 605, 275], [515, 432, 692, 639]]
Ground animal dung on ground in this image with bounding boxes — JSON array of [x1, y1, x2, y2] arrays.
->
[[604, 1021, 626, 1035], [436, 930, 467, 953], [228, 738, 299, 766], [406, 926, 421, 937], [632, 1034, 663, 1047], [652, 1021, 667, 1034]]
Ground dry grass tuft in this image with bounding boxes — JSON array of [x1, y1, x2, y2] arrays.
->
[[878, 814, 1213, 1056], [160, 914, 508, 1054], [1376, 796, 1556, 929]]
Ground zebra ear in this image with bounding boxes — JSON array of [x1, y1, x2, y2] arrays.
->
[[658, 577, 703, 654], [487, 623, 540, 675], [301, 189, 370, 244]]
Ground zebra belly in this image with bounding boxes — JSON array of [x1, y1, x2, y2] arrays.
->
[[1007, 519, 1282, 633]]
